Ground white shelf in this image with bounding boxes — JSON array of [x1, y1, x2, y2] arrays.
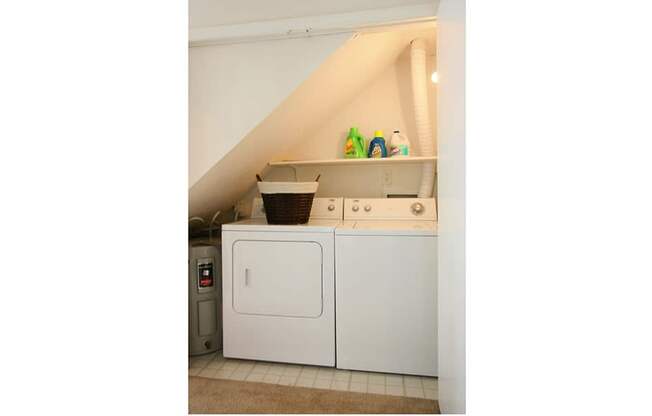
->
[[268, 156, 437, 167]]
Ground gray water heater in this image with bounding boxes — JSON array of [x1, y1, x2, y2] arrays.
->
[[189, 243, 222, 356]]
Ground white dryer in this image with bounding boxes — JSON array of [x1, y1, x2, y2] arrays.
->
[[335, 198, 438, 376], [221, 197, 343, 366]]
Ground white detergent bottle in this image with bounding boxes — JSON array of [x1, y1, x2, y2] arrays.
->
[[390, 129, 411, 157]]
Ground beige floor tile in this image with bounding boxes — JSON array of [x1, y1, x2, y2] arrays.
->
[[205, 360, 224, 369], [221, 361, 239, 371], [188, 367, 202, 376], [262, 374, 280, 384], [229, 370, 251, 381], [214, 368, 234, 379], [236, 362, 255, 372], [300, 367, 318, 377], [316, 370, 335, 380], [245, 372, 265, 383], [198, 368, 217, 378], [368, 384, 386, 395], [349, 382, 368, 393], [350, 371, 369, 383], [267, 364, 286, 375], [282, 365, 302, 376], [404, 376, 422, 387], [422, 378, 438, 389], [278, 375, 297, 386], [405, 386, 425, 398], [251, 363, 271, 374], [207, 370, 227, 380], [313, 378, 332, 389], [385, 375, 403, 386], [368, 373, 386, 385], [333, 370, 351, 381], [295, 377, 315, 388], [331, 380, 350, 391], [424, 388, 438, 400], [386, 384, 405, 396]]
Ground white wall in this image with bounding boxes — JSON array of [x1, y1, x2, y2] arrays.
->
[[437, 0, 466, 413], [189, 34, 349, 186]]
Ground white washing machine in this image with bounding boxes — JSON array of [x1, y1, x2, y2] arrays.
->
[[221, 197, 343, 366], [335, 198, 438, 376]]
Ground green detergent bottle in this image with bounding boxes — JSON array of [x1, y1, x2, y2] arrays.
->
[[344, 127, 366, 158]]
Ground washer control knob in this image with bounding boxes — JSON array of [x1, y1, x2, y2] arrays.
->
[[352, 205, 360, 212], [328, 204, 335, 211], [411, 202, 425, 215], [364, 205, 372, 212]]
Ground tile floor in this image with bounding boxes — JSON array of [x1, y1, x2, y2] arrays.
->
[[189, 351, 438, 400]]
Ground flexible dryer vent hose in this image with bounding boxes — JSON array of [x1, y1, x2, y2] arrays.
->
[[410, 38, 435, 198]]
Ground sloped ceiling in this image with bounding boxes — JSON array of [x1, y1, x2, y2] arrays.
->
[[189, 27, 434, 218], [189, 33, 350, 186]]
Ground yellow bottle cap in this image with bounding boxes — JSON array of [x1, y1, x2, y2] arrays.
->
[[374, 130, 383, 137]]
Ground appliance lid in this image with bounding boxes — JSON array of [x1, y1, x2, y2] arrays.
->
[[223, 218, 341, 233]]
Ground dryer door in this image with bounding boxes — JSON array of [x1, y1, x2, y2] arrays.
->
[[232, 240, 323, 318]]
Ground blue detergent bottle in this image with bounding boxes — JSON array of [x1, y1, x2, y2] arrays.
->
[[367, 130, 388, 158]]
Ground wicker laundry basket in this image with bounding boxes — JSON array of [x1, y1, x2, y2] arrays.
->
[[257, 178, 319, 225]]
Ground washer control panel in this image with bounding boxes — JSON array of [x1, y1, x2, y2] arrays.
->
[[344, 198, 437, 221]]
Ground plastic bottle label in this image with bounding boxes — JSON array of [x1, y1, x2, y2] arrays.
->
[[345, 138, 354, 156], [391, 144, 409, 156]]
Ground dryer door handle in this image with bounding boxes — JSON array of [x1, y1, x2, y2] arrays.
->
[[244, 268, 251, 286]]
